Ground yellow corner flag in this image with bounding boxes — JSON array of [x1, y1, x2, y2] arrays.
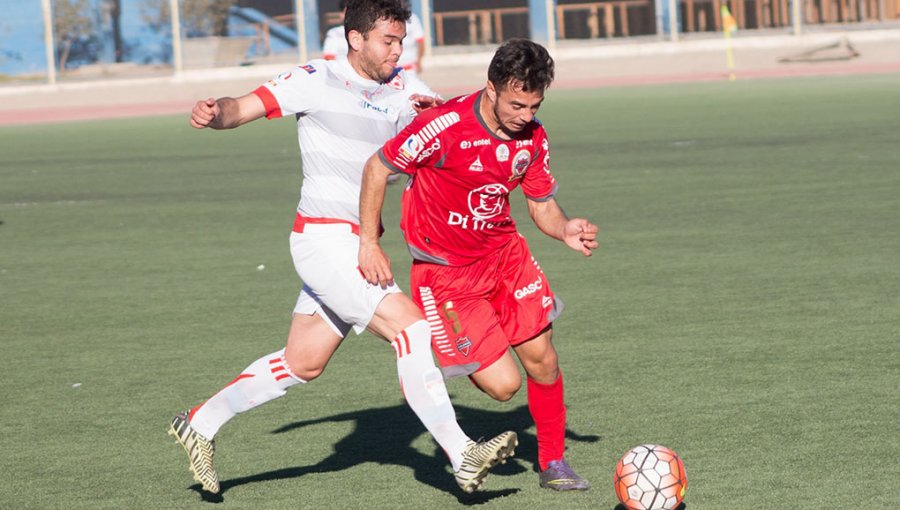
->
[[721, 5, 738, 34], [721, 5, 737, 81]]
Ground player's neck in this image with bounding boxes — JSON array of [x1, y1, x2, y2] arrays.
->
[[347, 53, 378, 83], [478, 90, 513, 141]]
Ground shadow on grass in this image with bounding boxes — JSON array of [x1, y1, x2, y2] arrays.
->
[[189, 402, 600, 504]]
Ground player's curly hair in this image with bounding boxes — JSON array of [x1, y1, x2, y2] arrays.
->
[[488, 39, 555, 93], [344, 0, 410, 39]]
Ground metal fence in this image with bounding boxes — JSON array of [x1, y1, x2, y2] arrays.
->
[[1, 0, 896, 83]]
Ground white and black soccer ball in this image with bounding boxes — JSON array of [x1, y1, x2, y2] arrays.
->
[[614, 444, 687, 510]]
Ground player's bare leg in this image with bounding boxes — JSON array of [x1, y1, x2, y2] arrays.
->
[[468, 352, 523, 402], [368, 293, 517, 492], [169, 312, 341, 493], [514, 329, 590, 491]]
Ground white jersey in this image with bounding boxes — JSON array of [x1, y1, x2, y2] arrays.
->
[[253, 58, 435, 224]]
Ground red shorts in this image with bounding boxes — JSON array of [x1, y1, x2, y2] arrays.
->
[[410, 234, 563, 378]]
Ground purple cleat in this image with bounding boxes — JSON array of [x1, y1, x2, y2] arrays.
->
[[539, 458, 591, 491]]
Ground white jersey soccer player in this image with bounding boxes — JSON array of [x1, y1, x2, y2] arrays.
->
[[168, 0, 516, 497], [256, 58, 428, 226]]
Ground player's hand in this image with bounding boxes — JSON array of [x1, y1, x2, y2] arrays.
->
[[190, 97, 219, 129], [410, 94, 444, 113], [563, 218, 599, 257], [358, 241, 395, 289]]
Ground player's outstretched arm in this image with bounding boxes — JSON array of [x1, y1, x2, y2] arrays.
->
[[358, 153, 396, 288], [527, 198, 599, 257], [189, 93, 266, 130]]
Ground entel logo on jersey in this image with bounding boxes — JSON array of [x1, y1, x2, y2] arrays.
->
[[514, 276, 544, 300], [460, 139, 490, 149]]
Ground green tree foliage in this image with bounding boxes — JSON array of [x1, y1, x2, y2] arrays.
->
[[52, 0, 100, 69]]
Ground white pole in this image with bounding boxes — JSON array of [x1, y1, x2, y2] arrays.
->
[[545, 0, 556, 50], [791, 0, 802, 35], [40, 0, 56, 85], [169, 0, 183, 73], [294, 0, 308, 63], [668, 0, 679, 41], [421, 0, 432, 58]]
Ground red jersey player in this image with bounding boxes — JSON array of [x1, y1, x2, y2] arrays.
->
[[359, 39, 598, 491]]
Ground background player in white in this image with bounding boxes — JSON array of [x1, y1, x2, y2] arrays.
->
[[358, 39, 598, 491], [168, 0, 515, 496]]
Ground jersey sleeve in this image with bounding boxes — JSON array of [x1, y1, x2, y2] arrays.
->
[[380, 107, 459, 175], [251, 62, 324, 120], [520, 127, 558, 201]]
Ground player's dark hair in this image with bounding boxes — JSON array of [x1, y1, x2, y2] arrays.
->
[[344, 0, 410, 39], [488, 39, 555, 93]]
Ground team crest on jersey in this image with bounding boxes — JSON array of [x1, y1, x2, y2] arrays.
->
[[496, 145, 510, 162], [456, 336, 472, 356], [300, 64, 316, 74], [509, 149, 531, 181], [387, 72, 405, 90]]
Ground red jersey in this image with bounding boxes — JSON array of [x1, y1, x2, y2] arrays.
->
[[379, 91, 557, 266]]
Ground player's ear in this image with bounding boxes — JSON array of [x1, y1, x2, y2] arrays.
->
[[485, 81, 497, 102], [348, 29, 364, 52]]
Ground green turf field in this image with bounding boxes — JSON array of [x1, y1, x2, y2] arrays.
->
[[1, 73, 898, 509]]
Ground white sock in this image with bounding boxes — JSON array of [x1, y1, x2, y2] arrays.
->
[[188, 348, 305, 439], [393, 320, 470, 471]]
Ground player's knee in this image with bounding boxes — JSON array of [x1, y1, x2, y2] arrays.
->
[[283, 354, 325, 382], [527, 359, 560, 383], [489, 385, 520, 402], [475, 374, 521, 402]]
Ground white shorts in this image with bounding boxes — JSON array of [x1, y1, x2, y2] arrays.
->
[[290, 223, 401, 337]]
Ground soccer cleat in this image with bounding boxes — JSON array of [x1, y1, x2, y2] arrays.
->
[[454, 431, 518, 493], [539, 458, 591, 491], [168, 411, 220, 493]]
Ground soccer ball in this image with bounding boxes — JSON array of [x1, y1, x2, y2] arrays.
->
[[614, 444, 687, 510]]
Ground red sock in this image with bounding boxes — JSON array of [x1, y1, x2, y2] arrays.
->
[[527, 373, 566, 471]]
